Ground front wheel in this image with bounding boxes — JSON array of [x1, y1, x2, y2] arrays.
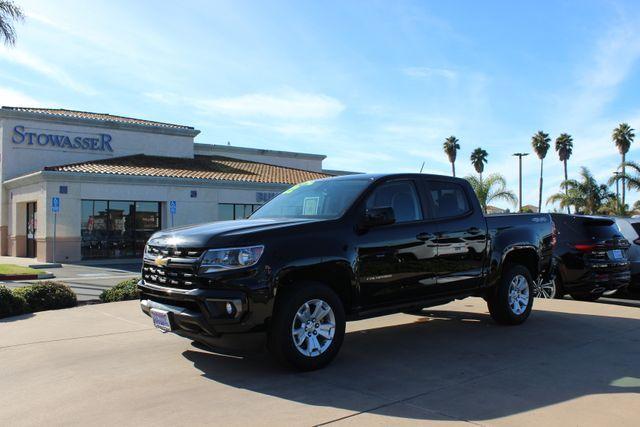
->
[[268, 283, 345, 371], [487, 264, 534, 325]]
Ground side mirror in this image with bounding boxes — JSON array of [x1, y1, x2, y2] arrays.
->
[[361, 207, 395, 228]]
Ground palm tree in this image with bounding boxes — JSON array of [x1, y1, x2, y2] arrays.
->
[[598, 198, 628, 216], [443, 136, 460, 177], [0, 1, 24, 46], [531, 131, 551, 213], [612, 123, 635, 208], [466, 173, 517, 213], [546, 167, 613, 215], [470, 148, 488, 182], [611, 160, 640, 195], [554, 133, 573, 213]]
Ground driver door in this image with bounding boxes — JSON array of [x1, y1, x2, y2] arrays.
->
[[356, 179, 441, 308]]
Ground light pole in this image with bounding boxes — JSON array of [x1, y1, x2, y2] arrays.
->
[[513, 153, 529, 212]]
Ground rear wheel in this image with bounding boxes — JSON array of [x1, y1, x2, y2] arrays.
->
[[487, 264, 534, 325], [533, 276, 557, 299], [268, 283, 345, 371]]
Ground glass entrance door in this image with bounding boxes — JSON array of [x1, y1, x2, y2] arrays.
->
[[26, 202, 37, 258]]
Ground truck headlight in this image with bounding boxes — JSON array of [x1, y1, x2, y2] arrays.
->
[[200, 245, 265, 272]]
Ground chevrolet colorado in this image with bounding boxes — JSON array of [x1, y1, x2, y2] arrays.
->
[[139, 173, 554, 370]]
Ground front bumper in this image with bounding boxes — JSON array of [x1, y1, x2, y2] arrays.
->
[[138, 279, 270, 337]]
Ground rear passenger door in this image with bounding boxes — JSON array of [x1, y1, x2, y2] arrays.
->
[[423, 179, 488, 292]]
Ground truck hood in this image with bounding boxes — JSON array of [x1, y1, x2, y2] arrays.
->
[[147, 217, 323, 248]]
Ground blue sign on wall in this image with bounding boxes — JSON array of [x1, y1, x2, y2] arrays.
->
[[169, 200, 177, 214], [52, 197, 60, 213]]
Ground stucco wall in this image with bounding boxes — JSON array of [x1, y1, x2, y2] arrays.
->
[[7, 175, 289, 261], [195, 144, 324, 172], [1, 117, 195, 182]]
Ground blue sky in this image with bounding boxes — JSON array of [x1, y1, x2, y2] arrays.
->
[[2, 0, 640, 210]]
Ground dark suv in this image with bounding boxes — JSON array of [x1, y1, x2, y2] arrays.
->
[[549, 214, 630, 301]]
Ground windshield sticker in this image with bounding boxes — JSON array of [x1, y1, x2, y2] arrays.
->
[[283, 180, 315, 194], [302, 197, 320, 215]]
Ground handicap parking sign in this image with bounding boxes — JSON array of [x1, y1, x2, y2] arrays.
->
[[169, 200, 177, 214], [52, 197, 60, 213]]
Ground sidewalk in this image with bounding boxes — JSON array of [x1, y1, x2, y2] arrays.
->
[[0, 255, 59, 269], [1, 298, 639, 426]]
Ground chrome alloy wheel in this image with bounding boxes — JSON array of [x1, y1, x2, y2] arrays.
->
[[291, 299, 336, 357], [533, 276, 556, 299], [508, 274, 530, 315]]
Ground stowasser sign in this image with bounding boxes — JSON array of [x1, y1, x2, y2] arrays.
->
[[11, 125, 114, 152]]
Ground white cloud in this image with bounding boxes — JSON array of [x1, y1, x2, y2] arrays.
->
[[0, 87, 42, 106], [561, 18, 640, 125], [0, 46, 97, 95], [193, 90, 345, 120], [403, 67, 457, 80], [144, 90, 344, 138]]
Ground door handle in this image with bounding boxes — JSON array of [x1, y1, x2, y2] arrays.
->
[[416, 232, 436, 241], [467, 227, 481, 235]]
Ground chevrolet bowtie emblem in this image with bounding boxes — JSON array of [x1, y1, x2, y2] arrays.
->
[[154, 256, 170, 267]]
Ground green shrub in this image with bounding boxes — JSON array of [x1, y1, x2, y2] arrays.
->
[[12, 281, 77, 313], [100, 278, 140, 303], [0, 285, 27, 319]]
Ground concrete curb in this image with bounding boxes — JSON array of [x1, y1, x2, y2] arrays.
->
[[0, 273, 55, 281], [29, 263, 63, 269]]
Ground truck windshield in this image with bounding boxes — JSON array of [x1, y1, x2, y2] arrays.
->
[[250, 178, 371, 220]]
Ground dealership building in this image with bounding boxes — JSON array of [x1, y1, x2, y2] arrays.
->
[[0, 106, 335, 262]]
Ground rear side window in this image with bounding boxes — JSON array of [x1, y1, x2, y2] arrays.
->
[[631, 222, 640, 238], [428, 181, 470, 219], [552, 215, 620, 241], [366, 180, 423, 223]]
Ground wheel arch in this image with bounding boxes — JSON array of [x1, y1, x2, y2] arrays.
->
[[274, 260, 355, 315], [501, 246, 540, 280]]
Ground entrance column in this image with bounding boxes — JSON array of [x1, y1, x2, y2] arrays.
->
[[0, 188, 8, 256], [10, 202, 27, 257]]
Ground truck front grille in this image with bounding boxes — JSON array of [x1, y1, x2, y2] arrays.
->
[[142, 246, 205, 290], [142, 265, 200, 289]]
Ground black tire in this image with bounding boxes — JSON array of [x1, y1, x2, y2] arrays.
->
[[487, 264, 534, 325], [268, 282, 345, 371], [570, 292, 602, 302], [552, 276, 566, 299]]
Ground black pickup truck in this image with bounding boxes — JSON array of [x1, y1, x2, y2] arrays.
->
[[139, 174, 554, 370]]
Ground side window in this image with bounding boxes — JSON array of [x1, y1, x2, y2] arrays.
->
[[366, 180, 423, 223], [428, 181, 470, 219]]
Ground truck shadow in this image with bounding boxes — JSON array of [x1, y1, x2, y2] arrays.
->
[[182, 307, 640, 422]]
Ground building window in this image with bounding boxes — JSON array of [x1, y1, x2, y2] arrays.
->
[[219, 203, 262, 220], [81, 200, 161, 259]]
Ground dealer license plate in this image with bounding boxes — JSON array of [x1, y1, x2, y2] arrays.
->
[[608, 249, 624, 260], [150, 308, 172, 331]]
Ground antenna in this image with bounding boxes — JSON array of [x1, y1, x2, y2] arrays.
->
[[419, 162, 425, 173]]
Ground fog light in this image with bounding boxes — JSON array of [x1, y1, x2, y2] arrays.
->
[[225, 302, 234, 315]]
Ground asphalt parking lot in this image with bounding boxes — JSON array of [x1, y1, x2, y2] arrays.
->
[[1, 262, 141, 301], [1, 297, 639, 426]]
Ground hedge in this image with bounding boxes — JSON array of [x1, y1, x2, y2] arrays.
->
[[0, 282, 76, 319], [99, 278, 140, 303], [0, 285, 27, 318]]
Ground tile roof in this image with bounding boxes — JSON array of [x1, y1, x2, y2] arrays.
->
[[1, 106, 194, 130], [44, 154, 331, 185]]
